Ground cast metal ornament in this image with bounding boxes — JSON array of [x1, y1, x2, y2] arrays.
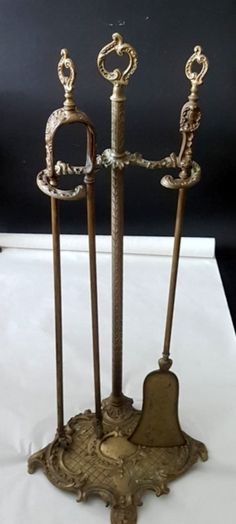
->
[[97, 32, 138, 86], [29, 36, 209, 524], [29, 411, 207, 524], [37, 48, 96, 201]]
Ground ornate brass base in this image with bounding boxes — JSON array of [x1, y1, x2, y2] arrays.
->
[[102, 393, 136, 423], [28, 408, 207, 524]]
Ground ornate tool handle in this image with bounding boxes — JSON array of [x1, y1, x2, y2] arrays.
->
[[179, 45, 209, 164], [161, 45, 208, 190], [97, 32, 137, 86], [37, 48, 96, 201]]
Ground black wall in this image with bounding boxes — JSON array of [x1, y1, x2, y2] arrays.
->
[[0, 1, 235, 323]]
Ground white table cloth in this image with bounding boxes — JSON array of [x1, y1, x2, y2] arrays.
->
[[0, 235, 235, 524]]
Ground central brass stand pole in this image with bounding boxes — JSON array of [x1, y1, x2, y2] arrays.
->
[[97, 34, 138, 413], [160, 188, 186, 367], [110, 84, 126, 403], [51, 196, 64, 439]]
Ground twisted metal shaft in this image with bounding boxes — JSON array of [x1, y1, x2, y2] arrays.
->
[[111, 85, 126, 400]]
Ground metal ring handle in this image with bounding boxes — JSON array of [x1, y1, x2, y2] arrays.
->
[[97, 33, 137, 86]]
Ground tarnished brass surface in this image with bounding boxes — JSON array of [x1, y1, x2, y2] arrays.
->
[[130, 372, 185, 447], [37, 48, 96, 201], [28, 410, 207, 524], [99, 149, 201, 188], [50, 196, 65, 442], [161, 45, 208, 191], [102, 393, 135, 423], [31, 38, 209, 524], [97, 39, 208, 422], [130, 46, 208, 449], [159, 44, 208, 371], [97, 34, 138, 415], [36, 49, 102, 442]]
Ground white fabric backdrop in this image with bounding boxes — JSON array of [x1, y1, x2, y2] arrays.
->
[[0, 236, 235, 523]]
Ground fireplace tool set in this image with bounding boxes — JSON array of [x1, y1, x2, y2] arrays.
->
[[28, 33, 209, 524]]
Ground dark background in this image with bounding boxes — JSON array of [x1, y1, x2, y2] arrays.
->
[[0, 0, 235, 328]]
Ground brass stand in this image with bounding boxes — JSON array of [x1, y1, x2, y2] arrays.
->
[[28, 35, 209, 523]]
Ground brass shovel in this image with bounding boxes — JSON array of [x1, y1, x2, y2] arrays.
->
[[130, 188, 186, 447], [130, 46, 208, 447]]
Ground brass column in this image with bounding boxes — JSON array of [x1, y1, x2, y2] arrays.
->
[[110, 84, 125, 402], [97, 33, 138, 414]]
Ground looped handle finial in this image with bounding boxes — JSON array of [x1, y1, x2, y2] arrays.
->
[[97, 33, 137, 86], [185, 45, 208, 87], [162, 45, 208, 190], [57, 48, 76, 109]]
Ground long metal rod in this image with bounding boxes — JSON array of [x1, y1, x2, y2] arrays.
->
[[86, 179, 103, 438], [111, 85, 126, 400], [50, 196, 64, 437], [162, 188, 186, 360], [111, 167, 124, 399]]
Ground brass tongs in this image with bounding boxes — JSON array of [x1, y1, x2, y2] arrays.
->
[[36, 49, 103, 443]]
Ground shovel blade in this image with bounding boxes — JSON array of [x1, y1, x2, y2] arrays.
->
[[129, 370, 185, 447]]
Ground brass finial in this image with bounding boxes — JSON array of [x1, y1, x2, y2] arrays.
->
[[97, 33, 137, 86], [57, 48, 76, 110], [185, 45, 208, 99]]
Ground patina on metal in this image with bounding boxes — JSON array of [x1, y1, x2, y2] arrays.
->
[[130, 45, 208, 448], [29, 37, 209, 524], [97, 33, 138, 420], [37, 48, 103, 440]]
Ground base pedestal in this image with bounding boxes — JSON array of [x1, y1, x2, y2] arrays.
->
[[28, 405, 207, 524]]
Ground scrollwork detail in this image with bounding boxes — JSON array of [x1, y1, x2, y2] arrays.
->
[[161, 161, 201, 189], [28, 411, 208, 524], [37, 169, 86, 201], [163, 44, 208, 190], [54, 160, 85, 176], [185, 45, 208, 86], [97, 33, 138, 86], [180, 103, 201, 133], [99, 149, 178, 171], [58, 48, 76, 94]]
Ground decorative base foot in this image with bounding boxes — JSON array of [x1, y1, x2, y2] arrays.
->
[[28, 408, 207, 524]]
